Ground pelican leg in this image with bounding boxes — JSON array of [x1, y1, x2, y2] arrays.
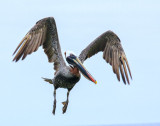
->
[[62, 90, 70, 114], [52, 88, 56, 115]]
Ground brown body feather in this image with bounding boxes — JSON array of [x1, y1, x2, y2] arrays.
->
[[70, 67, 80, 77]]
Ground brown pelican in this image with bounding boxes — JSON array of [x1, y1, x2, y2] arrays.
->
[[13, 17, 132, 114]]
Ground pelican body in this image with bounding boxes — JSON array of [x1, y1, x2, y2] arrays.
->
[[13, 17, 132, 114], [53, 66, 80, 90]]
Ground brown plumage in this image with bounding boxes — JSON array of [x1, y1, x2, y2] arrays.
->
[[13, 17, 132, 115], [79, 30, 132, 84], [70, 67, 80, 76], [13, 17, 66, 74]]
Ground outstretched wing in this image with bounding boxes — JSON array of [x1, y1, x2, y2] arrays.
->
[[13, 17, 66, 72], [79, 30, 132, 84]]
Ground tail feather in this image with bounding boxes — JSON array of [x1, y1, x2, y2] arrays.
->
[[42, 77, 53, 84]]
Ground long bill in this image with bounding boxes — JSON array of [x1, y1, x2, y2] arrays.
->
[[72, 58, 97, 84]]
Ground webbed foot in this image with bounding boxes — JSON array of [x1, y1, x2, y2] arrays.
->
[[62, 101, 68, 114]]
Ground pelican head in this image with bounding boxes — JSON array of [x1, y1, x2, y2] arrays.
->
[[65, 51, 97, 84]]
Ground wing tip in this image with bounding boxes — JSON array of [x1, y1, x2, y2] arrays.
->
[[36, 17, 55, 24]]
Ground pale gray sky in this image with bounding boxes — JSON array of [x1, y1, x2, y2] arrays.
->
[[0, 0, 160, 126]]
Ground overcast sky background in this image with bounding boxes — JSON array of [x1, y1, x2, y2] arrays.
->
[[0, 0, 160, 126]]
